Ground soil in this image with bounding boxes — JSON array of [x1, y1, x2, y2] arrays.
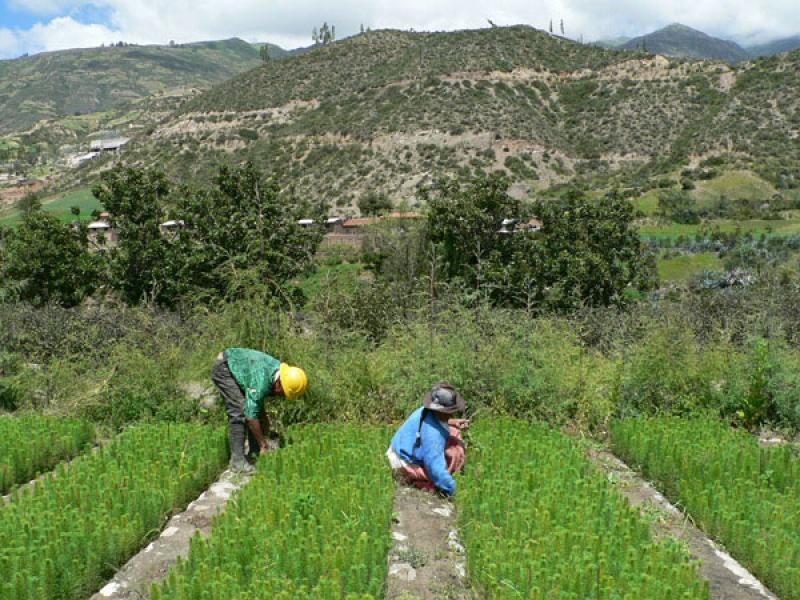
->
[[386, 483, 474, 600], [89, 468, 254, 600], [587, 447, 778, 600]]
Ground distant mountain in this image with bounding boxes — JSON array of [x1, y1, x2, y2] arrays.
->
[[0, 38, 263, 134], [746, 35, 800, 57], [621, 23, 749, 63], [252, 42, 312, 59], [85, 26, 799, 210], [594, 37, 632, 49]]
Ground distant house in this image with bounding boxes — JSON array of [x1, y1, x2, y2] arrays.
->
[[499, 217, 543, 234], [90, 137, 130, 152], [160, 219, 185, 240], [87, 219, 117, 248], [69, 152, 100, 167], [517, 218, 542, 233]]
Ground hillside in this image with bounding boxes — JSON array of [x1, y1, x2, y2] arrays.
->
[[86, 26, 799, 211], [0, 38, 263, 134], [621, 23, 749, 63], [747, 35, 800, 58]]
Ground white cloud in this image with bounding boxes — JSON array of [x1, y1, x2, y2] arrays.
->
[[2, 0, 800, 59], [1, 16, 116, 58]]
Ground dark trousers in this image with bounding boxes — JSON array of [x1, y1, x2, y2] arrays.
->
[[211, 358, 246, 425], [211, 357, 261, 454]]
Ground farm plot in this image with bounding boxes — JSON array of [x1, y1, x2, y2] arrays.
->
[[0, 414, 94, 495], [152, 423, 394, 600], [611, 417, 800, 599], [459, 418, 709, 599], [0, 423, 227, 600]]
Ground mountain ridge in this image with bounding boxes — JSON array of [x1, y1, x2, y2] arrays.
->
[[77, 26, 797, 211], [0, 38, 264, 135], [620, 23, 749, 63]]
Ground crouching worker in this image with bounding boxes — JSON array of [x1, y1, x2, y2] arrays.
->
[[211, 348, 308, 473], [387, 382, 468, 496]]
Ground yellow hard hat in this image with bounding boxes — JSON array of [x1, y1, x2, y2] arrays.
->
[[279, 363, 308, 400]]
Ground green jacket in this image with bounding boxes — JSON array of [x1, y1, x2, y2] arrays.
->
[[224, 348, 281, 418]]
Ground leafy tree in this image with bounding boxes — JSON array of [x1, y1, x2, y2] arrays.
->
[[425, 173, 520, 300], [92, 165, 172, 306], [0, 212, 101, 306], [170, 162, 325, 305], [658, 190, 700, 224], [16, 191, 41, 216], [520, 189, 656, 310], [259, 45, 271, 62], [560, 19, 565, 36], [358, 191, 392, 216], [425, 175, 654, 310]]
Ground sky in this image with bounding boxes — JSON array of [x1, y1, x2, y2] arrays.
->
[[1, 0, 799, 59]]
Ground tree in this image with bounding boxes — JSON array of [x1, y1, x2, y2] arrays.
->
[[259, 45, 271, 62], [549, 19, 553, 33], [560, 19, 565, 36], [425, 175, 654, 311], [0, 212, 101, 306], [425, 173, 520, 300], [358, 191, 392, 216], [658, 190, 700, 224], [314, 22, 336, 46], [170, 162, 325, 305], [16, 191, 41, 216], [360, 23, 365, 34], [92, 165, 172, 306], [521, 189, 656, 310]]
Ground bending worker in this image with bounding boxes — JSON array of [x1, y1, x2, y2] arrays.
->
[[211, 347, 308, 473], [387, 382, 468, 496]]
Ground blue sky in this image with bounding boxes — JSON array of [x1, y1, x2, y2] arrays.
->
[[1, 0, 799, 60]]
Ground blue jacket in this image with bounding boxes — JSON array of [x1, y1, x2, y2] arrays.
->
[[391, 407, 455, 495]]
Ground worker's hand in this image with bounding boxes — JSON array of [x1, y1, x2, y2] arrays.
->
[[259, 445, 272, 455], [449, 418, 470, 430]]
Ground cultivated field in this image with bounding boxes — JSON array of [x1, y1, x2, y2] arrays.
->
[[0, 414, 794, 599]]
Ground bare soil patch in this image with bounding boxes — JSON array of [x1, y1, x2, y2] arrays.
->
[[588, 447, 778, 600], [386, 483, 474, 600]]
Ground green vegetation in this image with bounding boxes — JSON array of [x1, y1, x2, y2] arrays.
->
[[640, 218, 800, 240], [611, 417, 800, 598], [105, 26, 799, 211], [0, 423, 227, 600], [656, 252, 722, 282], [0, 38, 262, 135], [0, 414, 93, 494], [152, 424, 392, 599], [0, 188, 100, 227], [424, 177, 654, 311], [460, 418, 709, 598]]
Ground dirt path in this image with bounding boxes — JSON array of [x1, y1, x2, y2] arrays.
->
[[588, 447, 778, 600], [386, 483, 474, 600], [90, 468, 253, 600]]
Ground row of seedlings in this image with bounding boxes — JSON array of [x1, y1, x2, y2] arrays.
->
[[0, 423, 228, 600], [152, 423, 394, 600], [611, 417, 800, 599], [459, 418, 710, 599], [0, 414, 94, 495]]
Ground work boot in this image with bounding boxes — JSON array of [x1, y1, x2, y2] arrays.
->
[[228, 423, 255, 474]]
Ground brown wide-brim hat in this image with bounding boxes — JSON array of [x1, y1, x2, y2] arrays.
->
[[422, 381, 465, 415]]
